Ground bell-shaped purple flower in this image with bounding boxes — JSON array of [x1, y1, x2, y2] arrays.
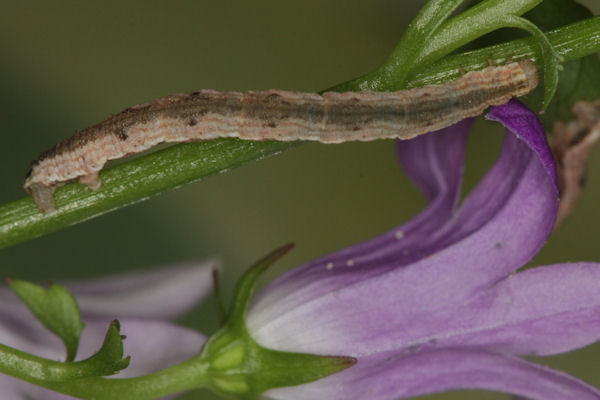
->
[[246, 100, 600, 399]]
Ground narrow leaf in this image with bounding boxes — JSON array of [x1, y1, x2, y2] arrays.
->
[[9, 280, 84, 362]]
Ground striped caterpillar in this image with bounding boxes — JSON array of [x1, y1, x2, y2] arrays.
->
[[25, 59, 538, 213]]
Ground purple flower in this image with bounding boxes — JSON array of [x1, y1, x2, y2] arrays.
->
[[2, 100, 600, 400], [246, 100, 600, 399], [0, 262, 214, 399]]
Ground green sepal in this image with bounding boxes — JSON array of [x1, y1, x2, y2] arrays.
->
[[226, 243, 295, 330], [204, 332, 356, 399], [77, 319, 131, 377], [200, 244, 356, 399], [9, 279, 84, 362]]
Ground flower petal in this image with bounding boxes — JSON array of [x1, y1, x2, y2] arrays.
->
[[0, 374, 34, 400], [487, 98, 557, 185], [265, 348, 600, 400], [248, 101, 560, 357], [434, 262, 600, 356], [0, 289, 64, 359], [65, 260, 217, 319]]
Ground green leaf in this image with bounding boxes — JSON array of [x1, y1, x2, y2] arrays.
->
[[521, 0, 600, 127], [414, 0, 543, 68], [492, 14, 562, 112], [9, 280, 84, 362]]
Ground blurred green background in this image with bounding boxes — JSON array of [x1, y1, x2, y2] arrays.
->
[[0, 1, 599, 399]]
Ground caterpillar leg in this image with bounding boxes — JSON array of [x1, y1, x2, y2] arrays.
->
[[29, 183, 57, 213], [79, 171, 102, 191]]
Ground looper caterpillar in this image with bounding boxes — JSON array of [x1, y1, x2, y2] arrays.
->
[[25, 59, 538, 213]]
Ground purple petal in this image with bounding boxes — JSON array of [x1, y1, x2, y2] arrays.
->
[[487, 98, 557, 185], [435, 262, 600, 356], [248, 101, 559, 357], [0, 289, 64, 359], [0, 374, 33, 400], [266, 348, 600, 400], [65, 260, 217, 319]]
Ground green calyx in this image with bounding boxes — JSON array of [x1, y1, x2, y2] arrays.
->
[[200, 244, 356, 399]]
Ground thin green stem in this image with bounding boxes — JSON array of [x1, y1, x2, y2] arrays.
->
[[27, 356, 210, 400], [0, 343, 77, 382], [0, 17, 598, 249]]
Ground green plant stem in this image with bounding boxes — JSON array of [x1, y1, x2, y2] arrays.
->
[[25, 356, 210, 400], [0, 340, 123, 383], [0, 16, 599, 249]]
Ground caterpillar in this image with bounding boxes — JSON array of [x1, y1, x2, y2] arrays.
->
[[25, 59, 538, 213]]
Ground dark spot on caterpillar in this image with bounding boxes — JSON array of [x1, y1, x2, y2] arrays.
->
[[579, 174, 587, 188], [494, 242, 503, 249], [351, 125, 361, 131], [114, 128, 129, 141], [189, 118, 198, 126], [264, 119, 277, 128], [190, 91, 201, 96]]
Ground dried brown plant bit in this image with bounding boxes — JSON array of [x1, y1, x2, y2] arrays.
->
[[553, 100, 600, 230], [25, 60, 539, 213]]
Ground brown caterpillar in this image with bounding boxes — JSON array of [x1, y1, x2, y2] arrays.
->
[[25, 59, 538, 213]]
